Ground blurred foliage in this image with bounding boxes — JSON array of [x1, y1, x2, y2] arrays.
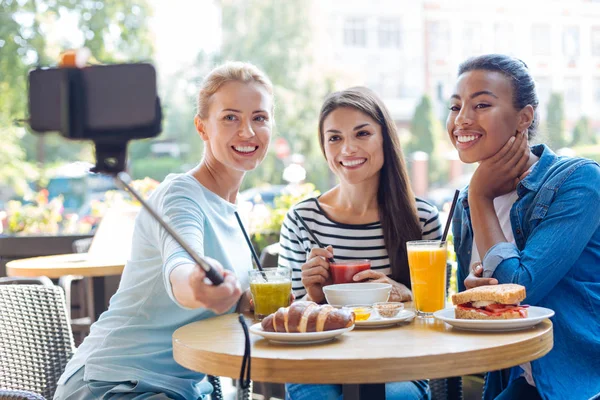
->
[[2, 190, 76, 235], [572, 144, 600, 164], [87, 177, 158, 223], [406, 95, 438, 155], [571, 116, 596, 147], [130, 156, 186, 182], [0, 115, 39, 197], [406, 95, 446, 184], [1, 177, 157, 236], [545, 92, 567, 150], [244, 183, 320, 253], [0, 0, 154, 180], [216, 0, 334, 192]]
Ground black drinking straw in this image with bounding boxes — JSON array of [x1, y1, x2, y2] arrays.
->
[[441, 189, 460, 245], [234, 211, 265, 273], [293, 210, 335, 263]]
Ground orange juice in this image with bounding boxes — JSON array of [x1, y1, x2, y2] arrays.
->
[[406, 241, 447, 316]]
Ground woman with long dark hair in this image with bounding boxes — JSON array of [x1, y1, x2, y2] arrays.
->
[[279, 87, 440, 400]]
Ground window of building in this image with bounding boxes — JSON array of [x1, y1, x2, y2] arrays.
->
[[531, 24, 552, 56], [427, 21, 450, 60], [344, 18, 367, 47], [535, 76, 552, 110], [378, 19, 401, 49], [494, 23, 515, 55], [462, 22, 482, 57], [592, 27, 600, 57], [564, 77, 582, 118], [563, 26, 580, 60], [593, 78, 600, 105]]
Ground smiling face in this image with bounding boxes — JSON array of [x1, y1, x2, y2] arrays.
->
[[321, 107, 384, 185], [446, 70, 531, 164], [195, 80, 273, 172]]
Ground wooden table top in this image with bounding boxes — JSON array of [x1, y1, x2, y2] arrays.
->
[[173, 311, 553, 384], [6, 253, 125, 278]]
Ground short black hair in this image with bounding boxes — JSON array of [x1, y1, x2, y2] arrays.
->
[[458, 54, 539, 139]]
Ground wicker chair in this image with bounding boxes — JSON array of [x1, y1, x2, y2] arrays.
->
[[0, 285, 75, 400], [0, 283, 251, 400]]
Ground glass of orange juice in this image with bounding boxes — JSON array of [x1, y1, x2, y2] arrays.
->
[[406, 240, 447, 317]]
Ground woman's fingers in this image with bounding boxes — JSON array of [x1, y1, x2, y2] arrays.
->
[[464, 273, 498, 290], [307, 246, 334, 261], [505, 133, 527, 168], [302, 263, 329, 279], [352, 270, 385, 281], [489, 134, 517, 163], [471, 262, 483, 277]]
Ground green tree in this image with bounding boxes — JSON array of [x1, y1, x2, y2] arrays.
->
[[571, 116, 595, 146], [406, 95, 444, 183], [406, 95, 440, 154], [214, 0, 331, 191], [545, 92, 567, 149], [0, 0, 154, 172]]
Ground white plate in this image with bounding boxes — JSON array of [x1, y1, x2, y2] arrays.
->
[[249, 323, 354, 344], [355, 309, 416, 328], [433, 306, 555, 332]]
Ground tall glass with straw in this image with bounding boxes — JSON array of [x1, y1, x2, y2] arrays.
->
[[234, 211, 291, 320], [406, 190, 459, 317]]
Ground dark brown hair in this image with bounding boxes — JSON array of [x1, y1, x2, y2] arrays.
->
[[318, 87, 422, 286]]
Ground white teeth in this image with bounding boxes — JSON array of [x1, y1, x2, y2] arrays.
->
[[341, 159, 366, 167], [457, 135, 479, 143], [234, 146, 256, 153]]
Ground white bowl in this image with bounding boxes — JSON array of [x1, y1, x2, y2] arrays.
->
[[323, 283, 392, 306]]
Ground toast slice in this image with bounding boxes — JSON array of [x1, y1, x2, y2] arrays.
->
[[452, 284, 526, 306]]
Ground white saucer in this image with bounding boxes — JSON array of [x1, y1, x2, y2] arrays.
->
[[433, 306, 555, 332], [249, 323, 354, 344], [355, 309, 416, 328]]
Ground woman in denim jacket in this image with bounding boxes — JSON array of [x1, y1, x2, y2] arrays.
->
[[447, 54, 600, 400]]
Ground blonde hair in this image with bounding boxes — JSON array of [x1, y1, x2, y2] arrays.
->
[[196, 61, 274, 119]]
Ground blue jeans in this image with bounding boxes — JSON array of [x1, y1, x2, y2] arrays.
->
[[54, 366, 182, 400], [495, 377, 541, 400], [285, 380, 430, 400]]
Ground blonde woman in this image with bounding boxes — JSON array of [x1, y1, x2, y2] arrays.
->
[[55, 62, 274, 400]]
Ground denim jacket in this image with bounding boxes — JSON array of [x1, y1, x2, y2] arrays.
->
[[452, 144, 600, 400]]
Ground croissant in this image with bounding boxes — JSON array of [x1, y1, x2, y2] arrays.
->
[[261, 301, 355, 333]]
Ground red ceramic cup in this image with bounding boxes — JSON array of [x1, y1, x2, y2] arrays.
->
[[329, 260, 371, 284]]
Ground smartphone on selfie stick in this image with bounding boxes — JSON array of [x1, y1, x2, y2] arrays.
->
[[27, 63, 224, 286]]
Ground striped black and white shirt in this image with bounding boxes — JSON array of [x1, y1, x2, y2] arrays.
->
[[278, 197, 443, 299]]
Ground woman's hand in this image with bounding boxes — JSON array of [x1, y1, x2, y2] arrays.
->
[[301, 245, 334, 304], [171, 257, 242, 313], [236, 289, 254, 313], [469, 131, 531, 200], [464, 262, 498, 290], [352, 270, 412, 302]]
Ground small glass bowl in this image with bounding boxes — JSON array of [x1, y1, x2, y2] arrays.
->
[[345, 304, 373, 321], [373, 302, 404, 318]]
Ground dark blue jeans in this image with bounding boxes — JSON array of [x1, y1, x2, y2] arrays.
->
[[285, 380, 430, 400], [495, 377, 541, 400]]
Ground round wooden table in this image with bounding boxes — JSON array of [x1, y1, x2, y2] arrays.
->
[[6, 253, 125, 320], [173, 311, 553, 399], [6, 253, 125, 278]]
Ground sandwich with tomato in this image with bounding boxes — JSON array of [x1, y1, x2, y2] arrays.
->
[[451, 284, 529, 319]]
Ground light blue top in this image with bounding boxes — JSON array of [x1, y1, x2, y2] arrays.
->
[[452, 144, 600, 400], [57, 173, 252, 399]]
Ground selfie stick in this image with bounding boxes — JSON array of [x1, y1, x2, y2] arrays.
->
[[114, 172, 224, 286]]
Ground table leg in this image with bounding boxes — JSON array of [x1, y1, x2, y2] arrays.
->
[[342, 383, 386, 400], [93, 277, 106, 321]]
